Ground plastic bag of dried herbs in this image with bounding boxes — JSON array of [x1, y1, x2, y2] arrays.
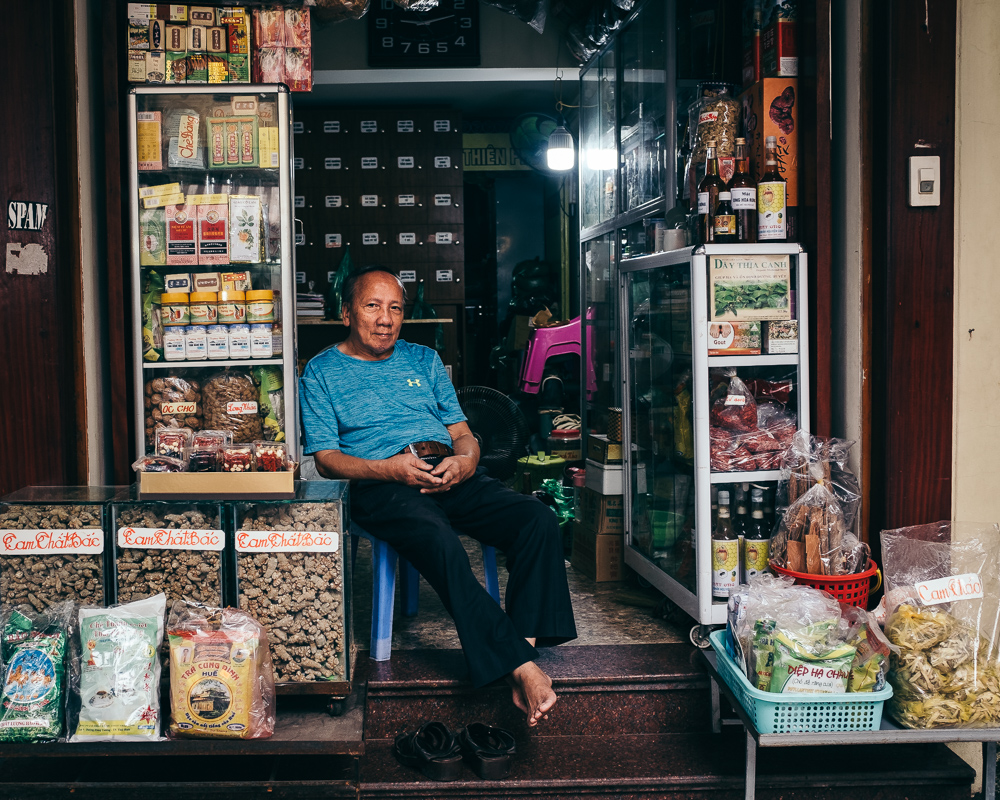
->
[[0, 601, 74, 741]]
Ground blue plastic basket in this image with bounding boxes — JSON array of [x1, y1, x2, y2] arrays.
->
[[709, 630, 892, 734]]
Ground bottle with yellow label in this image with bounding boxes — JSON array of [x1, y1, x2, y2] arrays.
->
[[742, 487, 771, 582], [757, 135, 787, 242], [712, 489, 740, 599]]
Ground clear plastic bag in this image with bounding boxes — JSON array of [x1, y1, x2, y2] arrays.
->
[[0, 601, 74, 741], [710, 370, 757, 432], [202, 371, 264, 444], [313, 0, 369, 24], [779, 431, 861, 533], [167, 600, 275, 739], [482, 0, 548, 33], [881, 521, 1000, 729], [69, 594, 167, 743], [132, 454, 187, 473], [768, 483, 848, 575]]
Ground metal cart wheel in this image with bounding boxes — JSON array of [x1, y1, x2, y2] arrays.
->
[[689, 624, 713, 649], [636, 574, 653, 589]]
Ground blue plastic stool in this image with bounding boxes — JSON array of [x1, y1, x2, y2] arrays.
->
[[350, 523, 501, 661]]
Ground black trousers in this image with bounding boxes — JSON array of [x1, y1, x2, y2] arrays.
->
[[352, 469, 577, 688]]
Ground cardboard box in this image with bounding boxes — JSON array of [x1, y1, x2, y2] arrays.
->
[[579, 488, 623, 535], [740, 77, 799, 218], [227, 53, 250, 84], [149, 19, 166, 51], [708, 253, 791, 321], [257, 126, 279, 168], [166, 23, 186, 52], [197, 203, 229, 264], [762, 0, 797, 77], [193, 272, 222, 292], [585, 459, 622, 496], [145, 51, 165, 84], [587, 434, 622, 465], [166, 206, 197, 266], [165, 51, 187, 83], [207, 54, 229, 84], [164, 272, 193, 292], [764, 319, 799, 353], [742, 0, 763, 87], [138, 468, 296, 500], [186, 53, 208, 83], [128, 50, 147, 82], [229, 195, 263, 263], [222, 270, 252, 291], [571, 522, 625, 582], [707, 321, 762, 355]]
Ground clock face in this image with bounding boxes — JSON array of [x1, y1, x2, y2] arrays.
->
[[368, 0, 481, 67]]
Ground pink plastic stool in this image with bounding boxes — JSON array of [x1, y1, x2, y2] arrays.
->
[[519, 308, 598, 398]]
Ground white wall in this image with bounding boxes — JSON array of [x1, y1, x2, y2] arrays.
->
[[953, 0, 1000, 524]]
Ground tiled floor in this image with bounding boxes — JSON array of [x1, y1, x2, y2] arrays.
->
[[349, 536, 688, 652]]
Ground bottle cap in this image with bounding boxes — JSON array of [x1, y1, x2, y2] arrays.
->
[[189, 292, 217, 303], [736, 137, 746, 144], [160, 293, 189, 303], [719, 192, 731, 200], [718, 490, 730, 503], [752, 488, 764, 500], [706, 139, 717, 148], [765, 135, 777, 147]]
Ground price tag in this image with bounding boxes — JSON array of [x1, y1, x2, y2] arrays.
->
[[725, 394, 746, 406], [361, 194, 378, 207], [398, 232, 416, 245], [434, 156, 451, 169], [360, 120, 378, 133], [362, 232, 379, 245], [160, 402, 197, 415], [397, 119, 414, 133], [436, 269, 453, 282], [292, 157, 304, 170], [0, 529, 104, 555], [434, 194, 452, 206], [291, 121, 304, 134], [399, 270, 417, 282], [296, 270, 306, 282], [118, 528, 225, 551], [397, 156, 415, 169], [235, 530, 340, 553], [397, 194, 415, 207], [227, 400, 258, 415], [325, 233, 342, 248], [433, 119, 452, 132], [916, 574, 984, 605], [325, 195, 342, 208], [294, 234, 305, 246], [324, 157, 341, 170], [435, 232, 453, 244], [294, 196, 305, 208], [361, 156, 378, 169], [323, 120, 340, 133]]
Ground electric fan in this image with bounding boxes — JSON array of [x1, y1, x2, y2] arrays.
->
[[509, 113, 562, 174], [456, 386, 530, 481]]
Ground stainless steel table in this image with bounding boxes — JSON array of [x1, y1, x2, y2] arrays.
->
[[701, 648, 999, 800]]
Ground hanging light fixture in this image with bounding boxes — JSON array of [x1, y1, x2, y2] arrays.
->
[[546, 69, 576, 172]]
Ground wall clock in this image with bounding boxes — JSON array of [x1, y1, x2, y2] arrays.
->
[[368, 0, 481, 68]]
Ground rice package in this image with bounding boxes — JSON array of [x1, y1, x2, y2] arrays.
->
[[167, 600, 275, 739], [0, 603, 72, 741], [70, 594, 166, 742]]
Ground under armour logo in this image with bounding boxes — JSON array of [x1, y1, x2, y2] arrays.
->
[[406, 379, 421, 387]]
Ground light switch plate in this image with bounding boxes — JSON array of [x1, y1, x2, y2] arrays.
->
[[909, 155, 940, 207]]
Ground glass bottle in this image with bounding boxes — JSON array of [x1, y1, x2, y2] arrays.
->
[[733, 484, 750, 538], [697, 141, 725, 245], [757, 135, 787, 242], [712, 489, 739, 599], [742, 487, 771, 581], [730, 137, 757, 242], [713, 192, 737, 243]]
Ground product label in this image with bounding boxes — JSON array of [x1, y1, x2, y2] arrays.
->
[[118, 527, 224, 551], [435, 232, 453, 244], [398, 232, 416, 245], [226, 400, 258, 415], [361, 157, 378, 169], [743, 537, 769, 580], [360, 120, 378, 133], [698, 111, 719, 124], [712, 538, 739, 596], [184, 333, 207, 359], [434, 194, 452, 206], [397, 194, 415, 206], [436, 269, 453, 282], [361, 195, 378, 207], [323, 120, 340, 133], [160, 402, 197, 415], [433, 119, 451, 132], [725, 394, 746, 406], [757, 181, 787, 240], [915, 574, 984, 606], [325, 233, 342, 248], [235, 530, 339, 553], [709, 254, 791, 321], [434, 156, 451, 169], [697, 191, 710, 215], [399, 270, 417, 282], [325, 157, 341, 170], [0, 530, 104, 555], [714, 214, 736, 236], [397, 119, 414, 133], [325, 195, 342, 208], [398, 156, 415, 169], [362, 232, 379, 245], [731, 187, 757, 209]]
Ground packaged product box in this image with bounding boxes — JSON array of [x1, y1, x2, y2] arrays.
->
[[257, 127, 279, 168], [145, 51, 166, 84], [231, 95, 257, 116], [254, 7, 285, 46], [742, 0, 763, 86], [587, 434, 622, 464], [187, 24, 206, 53], [167, 111, 202, 168], [229, 195, 263, 263], [128, 50, 148, 83], [708, 253, 791, 321], [207, 54, 229, 84], [224, 119, 242, 166], [739, 77, 799, 233], [197, 204, 229, 265], [127, 3, 155, 21], [188, 5, 215, 24], [165, 51, 188, 83], [764, 319, 799, 353], [227, 53, 250, 84], [168, 5, 189, 21], [579, 488, 623, 535], [570, 521, 625, 583], [142, 192, 185, 209], [186, 53, 208, 83], [139, 208, 166, 266], [584, 459, 623, 496], [149, 19, 166, 51], [222, 270, 252, 291], [254, 47, 285, 84], [284, 48, 312, 92], [707, 321, 762, 354], [216, 6, 246, 25], [128, 21, 151, 49], [238, 118, 258, 166], [139, 182, 181, 200], [257, 102, 276, 125], [136, 111, 163, 170], [165, 273, 193, 292], [207, 26, 227, 53], [762, 0, 797, 77], [193, 272, 222, 292], [165, 205, 198, 266], [165, 23, 186, 52], [207, 118, 226, 167], [228, 21, 250, 54], [285, 7, 311, 48]]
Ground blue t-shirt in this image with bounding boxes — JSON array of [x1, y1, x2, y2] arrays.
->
[[300, 340, 466, 460]]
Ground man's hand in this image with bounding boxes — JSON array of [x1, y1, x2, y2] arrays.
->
[[421, 454, 477, 494], [385, 453, 445, 488]]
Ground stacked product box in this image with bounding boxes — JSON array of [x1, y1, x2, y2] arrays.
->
[[252, 7, 313, 92]]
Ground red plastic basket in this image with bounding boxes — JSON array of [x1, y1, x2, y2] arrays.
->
[[768, 559, 880, 608]]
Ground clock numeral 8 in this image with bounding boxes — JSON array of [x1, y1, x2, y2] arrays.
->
[[383, 36, 393, 48]]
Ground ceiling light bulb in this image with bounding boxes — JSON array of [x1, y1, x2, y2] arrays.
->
[[546, 125, 575, 171]]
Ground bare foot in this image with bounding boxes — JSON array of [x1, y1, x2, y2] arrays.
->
[[509, 661, 556, 727]]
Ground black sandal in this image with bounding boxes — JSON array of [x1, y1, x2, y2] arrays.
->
[[393, 721, 464, 782], [458, 722, 516, 780]]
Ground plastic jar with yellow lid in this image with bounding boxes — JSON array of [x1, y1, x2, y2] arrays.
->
[[246, 290, 275, 324], [189, 292, 218, 326], [160, 293, 190, 326], [217, 290, 246, 324]]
